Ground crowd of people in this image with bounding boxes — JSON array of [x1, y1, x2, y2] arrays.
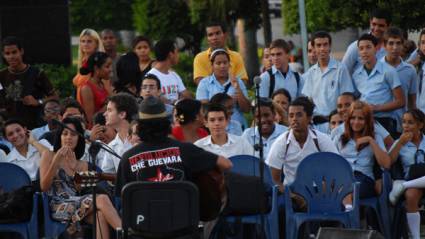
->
[[2, 7, 425, 239]]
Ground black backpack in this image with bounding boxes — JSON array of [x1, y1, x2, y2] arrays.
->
[[267, 68, 300, 98], [0, 185, 35, 223]]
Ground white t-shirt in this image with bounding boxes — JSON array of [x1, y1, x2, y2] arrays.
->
[[147, 68, 186, 102]]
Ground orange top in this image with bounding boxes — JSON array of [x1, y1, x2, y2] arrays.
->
[[73, 73, 90, 103]]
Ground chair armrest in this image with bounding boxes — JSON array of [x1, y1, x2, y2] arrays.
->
[[382, 169, 392, 195], [30, 192, 39, 223], [270, 185, 279, 215], [350, 182, 361, 228], [284, 185, 294, 215]]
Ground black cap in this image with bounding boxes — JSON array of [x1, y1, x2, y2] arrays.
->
[[138, 96, 167, 120]]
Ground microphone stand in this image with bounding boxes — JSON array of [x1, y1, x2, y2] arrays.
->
[[88, 138, 123, 239], [253, 79, 266, 238], [53, 119, 122, 239]]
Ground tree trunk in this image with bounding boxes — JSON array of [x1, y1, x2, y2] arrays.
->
[[227, 20, 237, 50], [261, 0, 272, 46], [237, 18, 260, 83]]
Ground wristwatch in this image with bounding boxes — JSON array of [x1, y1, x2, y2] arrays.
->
[[38, 99, 43, 105]]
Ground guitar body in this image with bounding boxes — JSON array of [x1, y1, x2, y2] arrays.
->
[[192, 168, 225, 221]]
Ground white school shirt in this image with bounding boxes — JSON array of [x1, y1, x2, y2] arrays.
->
[[194, 134, 253, 158], [3, 139, 51, 181], [101, 134, 132, 173], [266, 129, 339, 185]]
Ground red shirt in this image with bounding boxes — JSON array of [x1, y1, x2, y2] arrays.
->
[[171, 126, 208, 142], [79, 79, 108, 113]]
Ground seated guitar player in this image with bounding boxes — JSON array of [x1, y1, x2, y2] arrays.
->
[[39, 117, 121, 238], [115, 97, 233, 238]]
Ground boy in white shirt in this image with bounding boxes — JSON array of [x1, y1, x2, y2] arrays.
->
[[195, 104, 252, 157]]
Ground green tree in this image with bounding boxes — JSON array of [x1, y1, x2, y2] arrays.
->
[[282, 0, 425, 34], [70, 0, 133, 34], [133, 0, 198, 51]]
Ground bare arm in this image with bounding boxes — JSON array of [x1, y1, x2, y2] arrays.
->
[[28, 132, 49, 154], [383, 135, 394, 150], [231, 77, 251, 113], [370, 139, 392, 169], [389, 133, 412, 164], [408, 94, 417, 110], [39, 150, 62, 192], [372, 87, 405, 112], [39, 147, 75, 192], [80, 85, 95, 126], [194, 77, 203, 85], [270, 167, 284, 192], [216, 156, 233, 171]]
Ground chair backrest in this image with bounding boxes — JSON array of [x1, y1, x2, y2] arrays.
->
[[290, 152, 355, 213], [0, 162, 31, 192], [121, 181, 199, 238], [228, 155, 274, 187]]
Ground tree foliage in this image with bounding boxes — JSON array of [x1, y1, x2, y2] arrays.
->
[[282, 0, 425, 34], [190, 0, 262, 29], [132, 0, 195, 46], [69, 0, 133, 34]]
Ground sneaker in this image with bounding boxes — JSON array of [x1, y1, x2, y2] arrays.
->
[[344, 204, 353, 212], [389, 180, 406, 205]]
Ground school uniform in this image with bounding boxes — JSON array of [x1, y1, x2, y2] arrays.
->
[[334, 132, 387, 198]]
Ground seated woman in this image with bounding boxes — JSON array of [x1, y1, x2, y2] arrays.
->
[[39, 117, 121, 238], [78, 52, 112, 128], [333, 101, 391, 199], [172, 99, 208, 143], [3, 119, 50, 183], [388, 109, 425, 239]]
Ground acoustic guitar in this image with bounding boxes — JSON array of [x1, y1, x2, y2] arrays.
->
[[191, 167, 226, 221]]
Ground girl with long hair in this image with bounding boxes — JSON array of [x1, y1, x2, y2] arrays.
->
[[78, 52, 112, 127], [333, 101, 391, 199], [39, 117, 121, 238]]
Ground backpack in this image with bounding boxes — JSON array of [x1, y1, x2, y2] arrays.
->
[[267, 68, 300, 98], [0, 185, 35, 223]]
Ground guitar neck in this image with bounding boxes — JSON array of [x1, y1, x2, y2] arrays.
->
[[100, 173, 116, 182], [74, 171, 117, 186]]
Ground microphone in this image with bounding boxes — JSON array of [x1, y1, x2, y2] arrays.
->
[[253, 75, 261, 85]]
